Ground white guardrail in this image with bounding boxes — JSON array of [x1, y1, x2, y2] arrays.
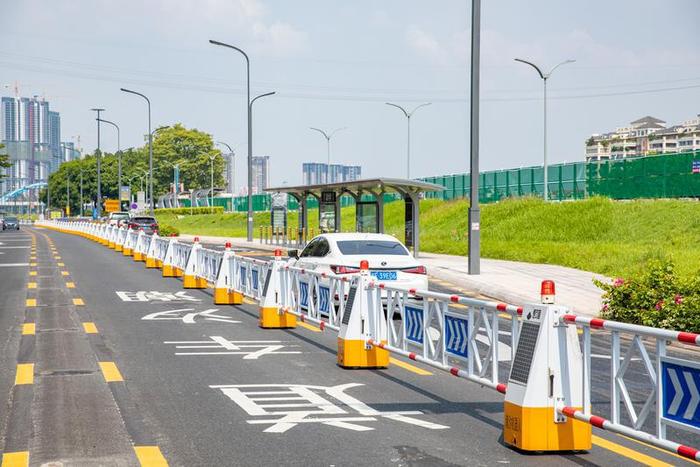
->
[[35, 219, 700, 462]]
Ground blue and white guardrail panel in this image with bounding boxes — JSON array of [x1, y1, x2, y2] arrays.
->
[[661, 356, 700, 431], [319, 286, 330, 314], [405, 305, 424, 344], [444, 312, 468, 359], [299, 281, 309, 309]]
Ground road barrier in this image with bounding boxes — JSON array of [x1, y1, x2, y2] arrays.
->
[[35, 219, 700, 462]]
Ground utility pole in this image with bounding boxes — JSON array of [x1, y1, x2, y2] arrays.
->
[[468, 0, 481, 275], [91, 108, 105, 218]]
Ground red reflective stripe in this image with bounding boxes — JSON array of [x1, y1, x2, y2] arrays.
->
[[496, 383, 507, 394], [300, 315, 305, 322], [321, 273, 327, 278], [562, 314, 577, 323], [562, 406, 577, 418], [589, 415, 607, 429], [450, 295, 459, 303], [678, 332, 699, 345], [319, 321, 325, 331], [449, 367, 460, 376], [408, 352, 416, 360], [376, 342, 385, 349], [409, 288, 416, 295], [590, 318, 606, 328], [516, 307, 523, 315], [379, 283, 385, 289], [677, 445, 699, 461], [496, 303, 507, 311]]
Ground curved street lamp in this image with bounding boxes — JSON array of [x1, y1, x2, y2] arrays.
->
[[120, 87, 154, 214], [385, 102, 431, 179], [309, 127, 347, 183]]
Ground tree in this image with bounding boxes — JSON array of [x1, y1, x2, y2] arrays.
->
[[0, 144, 10, 180]]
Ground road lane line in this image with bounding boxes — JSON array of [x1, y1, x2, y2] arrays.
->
[[618, 434, 700, 466], [82, 322, 98, 334], [72, 298, 85, 306], [57, 262, 65, 266], [28, 271, 36, 276], [297, 322, 322, 333], [99, 362, 124, 382], [21, 323, 35, 335], [14, 364, 33, 385], [65, 282, 75, 288], [61, 271, 69, 276], [0, 263, 30, 267], [390, 357, 433, 375], [25, 299, 36, 307], [243, 297, 256, 305], [1, 451, 29, 467], [27, 282, 36, 289], [133, 446, 168, 466], [592, 435, 671, 467]]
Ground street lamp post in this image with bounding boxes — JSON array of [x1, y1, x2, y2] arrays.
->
[[120, 88, 154, 215], [96, 117, 121, 203], [90, 108, 105, 217], [309, 127, 347, 183], [209, 39, 254, 241], [79, 169, 83, 217], [216, 141, 236, 212], [514, 57, 575, 201], [468, 0, 481, 275], [385, 103, 431, 179], [209, 155, 216, 214]]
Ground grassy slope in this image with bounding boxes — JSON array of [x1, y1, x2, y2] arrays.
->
[[156, 197, 700, 279]]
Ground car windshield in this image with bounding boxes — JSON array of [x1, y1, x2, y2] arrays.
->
[[112, 213, 129, 218], [336, 240, 408, 256], [5, 217, 17, 222], [132, 217, 156, 224]]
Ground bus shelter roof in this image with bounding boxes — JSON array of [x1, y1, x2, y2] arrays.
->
[[265, 177, 444, 198]]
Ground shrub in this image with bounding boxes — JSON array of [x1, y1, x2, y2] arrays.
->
[[595, 260, 700, 332], [155, 206, 224, 216], [158, 224, 179, 237]]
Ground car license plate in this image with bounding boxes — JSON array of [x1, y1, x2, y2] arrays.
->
[[371, 271, 397, 281]]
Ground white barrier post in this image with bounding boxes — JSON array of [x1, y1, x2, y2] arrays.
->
[[115, 227, 125, 252], [145, 232, 159, 268], [162, 235, 182, 277], [133, 230, 146, 262], [259, 249, 296, 328], [214, 242, 244, 305], [107, 225, 116, 249], [183, 237, 207, 288], [503, 281, 591, 451], [337, 260, 389, 368]]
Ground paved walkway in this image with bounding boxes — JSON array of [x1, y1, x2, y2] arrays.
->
[[179, 234, 608, 317]]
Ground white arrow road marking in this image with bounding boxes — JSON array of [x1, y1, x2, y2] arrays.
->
[[668, 368, 684, 416], [683, 371, 699, 420]]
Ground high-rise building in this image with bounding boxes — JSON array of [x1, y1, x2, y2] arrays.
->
[[0, 95, 62, 198], [251, 156, 270, 194], [302, 162, 361, 185], [61, 142, 81, 162]]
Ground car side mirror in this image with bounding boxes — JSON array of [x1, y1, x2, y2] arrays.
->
[[288, 249, 299, 259]]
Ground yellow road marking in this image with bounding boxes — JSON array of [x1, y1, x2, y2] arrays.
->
[[54, 256, 61, 259], [61, 271, 69, 276], [27, 282, 37, 289], [1, 451, 29, 467], [592, 435, 671, 467], [498, 313, 511, 320], [297, 322, 321, 333], [29, 271, 37, 276], [57, 262, 65, 266], [25, 299, 36, 307], [133, 446, 168, 466], [390, 357, 433, 375], [14, 363, 33, 385], [29, 256, 36, 260], [452, 303, 467, 309], [99, 362, 124, 382], [22, 323, 35, 335], [238, 251, 279, 257], [73, 298, 85, 306], [618, 434, 700, 466], [82, 322, 98, 334], [66, 282, 76, 288], [29, 263, 37, 267], [242, 297, 256, 305]]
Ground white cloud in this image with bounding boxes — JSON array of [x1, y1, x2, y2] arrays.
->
[[405, 27, 449, 64]]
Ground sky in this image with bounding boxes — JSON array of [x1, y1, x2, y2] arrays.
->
[[1, 0, 699, 188]]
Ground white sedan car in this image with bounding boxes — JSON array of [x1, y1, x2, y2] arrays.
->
[[287, 233, 428, 293]]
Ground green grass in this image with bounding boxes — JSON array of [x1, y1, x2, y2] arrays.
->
[[156, 197, 700, 280]]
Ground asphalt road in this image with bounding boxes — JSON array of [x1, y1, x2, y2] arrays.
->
[[1, 226, 697, 466]]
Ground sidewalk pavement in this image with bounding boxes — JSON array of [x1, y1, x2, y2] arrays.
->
[[179, 234, 607, 317]]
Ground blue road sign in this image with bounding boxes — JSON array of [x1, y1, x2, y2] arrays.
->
[[299, 281, 309, 309], [445, 314, 468, 359], [405, 306, 424, 344], [319, 286, 330, 314], [661, 357, 700, 431]]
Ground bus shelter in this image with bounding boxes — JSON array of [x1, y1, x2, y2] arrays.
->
[[265, 178, 444, 257]]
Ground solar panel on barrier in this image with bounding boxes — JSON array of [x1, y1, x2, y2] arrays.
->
[[405, 306, 424, 344], [445, 313, 468, 359], [262, 269, 272, 296], [342, 285, 357, 325], [508, 321, 540, 385]]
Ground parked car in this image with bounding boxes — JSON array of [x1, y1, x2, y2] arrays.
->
[[3, 216, 19, 230], [287, 233, 428, 298], [108, 211, 130, 227], [128, 216, 159, 235]]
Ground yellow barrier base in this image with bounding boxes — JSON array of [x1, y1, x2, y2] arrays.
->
[[259, 307, 297, 328], [162, 265, 178, 277], [337, 338, 389, 368], [183, 274, 207, 288], [133, 252, 145, 262], [123, 248, 133, 257], [145, 257, 158, 268], [108, 241, 116, 249], [503, 402, 591, 452], [214, 288, 244, 305], [156, 259, 163, 269], [115, 244, 123, 252]]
